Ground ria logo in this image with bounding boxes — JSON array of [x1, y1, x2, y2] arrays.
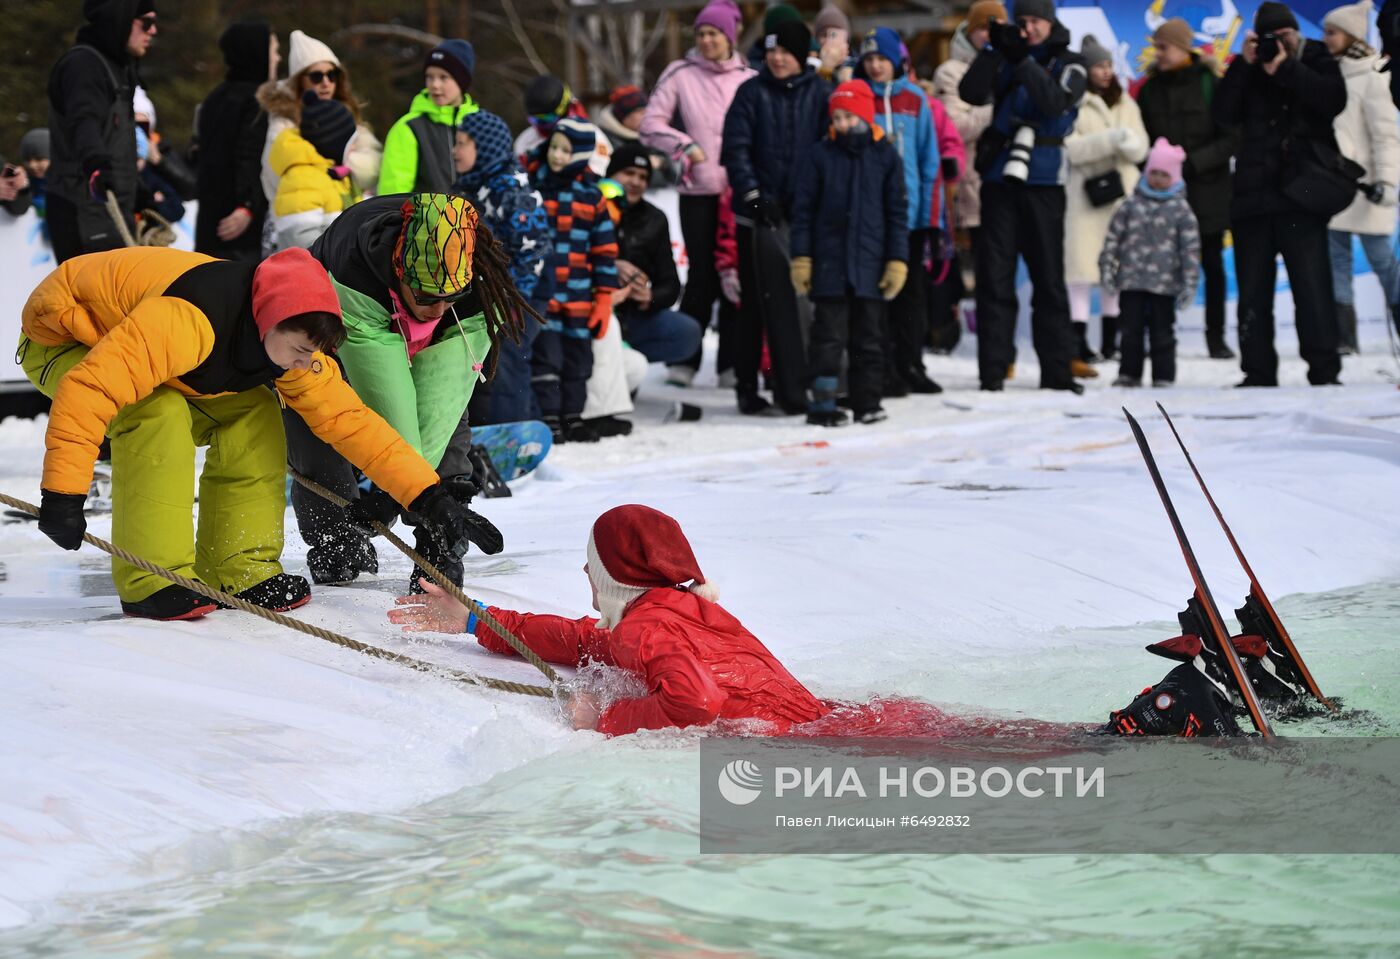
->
[[717, 759, 764, 805]]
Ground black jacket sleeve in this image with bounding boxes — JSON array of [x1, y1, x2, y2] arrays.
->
[[235, 103, 269, 218], [958, 49, 1002, 107], [50, 51, 116, 173], [1015, 55, 1086, 120], [647, 217, 681, 312], [1, 189, 32, 217], [1212, 56, 1249, 129], [721, 81, 760, 201], [1274, 50, 1347, 122]]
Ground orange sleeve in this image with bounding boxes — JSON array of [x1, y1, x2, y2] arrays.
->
[[42, 297, 215, 495], [276, 358, 439, 509]]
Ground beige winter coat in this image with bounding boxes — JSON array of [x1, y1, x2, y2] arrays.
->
[[256, 80, 382, 203], [1330, 52, 1400, 237], [933, 26, 993, 229], [1064, 90, 1148, 285]]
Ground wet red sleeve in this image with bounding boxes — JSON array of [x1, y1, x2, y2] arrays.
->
[[596, 648, 729, 736], [473, 607, 608, 667]]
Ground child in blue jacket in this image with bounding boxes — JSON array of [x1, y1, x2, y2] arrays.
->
[[452, 109, 550, 424], [789, 82, 909, 426]]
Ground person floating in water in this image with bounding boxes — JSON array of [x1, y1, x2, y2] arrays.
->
[[390, 503, 1243, 737]]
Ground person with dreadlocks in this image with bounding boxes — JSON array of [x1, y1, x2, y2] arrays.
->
[[286, 192, 536, 590]]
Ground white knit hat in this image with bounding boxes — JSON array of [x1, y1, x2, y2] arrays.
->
[[1323, 0, 1373, 42], [132, 86, 156, 129], [288, 29, 340, 79]]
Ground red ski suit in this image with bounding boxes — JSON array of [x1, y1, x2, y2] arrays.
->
[[475, 587, 829, 736]]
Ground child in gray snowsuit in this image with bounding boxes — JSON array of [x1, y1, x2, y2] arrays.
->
[[1099, 137, 1201, 386]]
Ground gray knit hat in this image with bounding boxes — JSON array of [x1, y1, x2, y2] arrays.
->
[[19, 128, 50, 162], [1013, 0, 1055, 22], [1080, 33, 1112, 66]]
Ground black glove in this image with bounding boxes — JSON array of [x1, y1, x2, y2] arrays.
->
[[741, 190, 783, 227], [84, 158, 116, 202], [345, 486, 401, 534], [441, 473, 481, 505], [940, 156, 960, 182], [989, 21, 1029, 63], [410, 483, 504, 558], [38, 490, 86, 551]]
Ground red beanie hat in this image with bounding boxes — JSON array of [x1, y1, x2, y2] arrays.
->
[[250, 248, 342, 340], [586, 504, 719, 627], [829, 81, 875, 127]]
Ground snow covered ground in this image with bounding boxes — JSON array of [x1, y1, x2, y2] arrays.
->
[[1, 314, 1399, 935]]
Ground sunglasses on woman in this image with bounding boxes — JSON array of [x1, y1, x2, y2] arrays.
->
[[306, 69, 340, 85], [408, 287, 470, 307]]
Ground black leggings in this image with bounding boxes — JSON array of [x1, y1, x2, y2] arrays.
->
[[678, 194, 738, 374]]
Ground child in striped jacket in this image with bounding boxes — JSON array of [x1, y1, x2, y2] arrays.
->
[[529, 118, 619, 442]]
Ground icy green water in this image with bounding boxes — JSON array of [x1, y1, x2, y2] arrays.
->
[[3, 581, 1398, 959]]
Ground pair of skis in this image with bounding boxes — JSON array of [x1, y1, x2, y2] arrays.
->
[[1124, 403, 1335, 739]]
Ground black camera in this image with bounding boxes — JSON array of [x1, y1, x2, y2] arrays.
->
[[1256, 32, 1281, 62]]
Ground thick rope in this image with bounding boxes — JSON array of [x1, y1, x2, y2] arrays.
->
[[288, 470, 563, 686], [0, 491, 552, 699]]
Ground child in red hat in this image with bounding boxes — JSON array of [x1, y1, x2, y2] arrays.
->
[[391, 503, 831, 734], [789, 80, 909, 426]]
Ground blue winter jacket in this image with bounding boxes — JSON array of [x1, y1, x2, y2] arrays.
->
[[721, 66, 832, 219], [790, 127, 909, 301], [453, 140, 549, 300], [863, 75, 939, 230], [957, 20, 1086, 186]]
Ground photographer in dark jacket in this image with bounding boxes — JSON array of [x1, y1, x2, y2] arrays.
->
[[46, 0, 155, 263], [1137, 19, 1240, 360], [1214, 2, 1346, 386], [195, 20, 275, 261], [958, 0, 1087, 394], [1380, 0, 1400, 107], [721, 20, 833, 415], [605, 144, 703, 369]]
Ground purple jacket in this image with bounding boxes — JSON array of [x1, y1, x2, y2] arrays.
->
[[641, 49, 755, 196]]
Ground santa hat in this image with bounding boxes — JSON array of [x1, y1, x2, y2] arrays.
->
[[586, 505, 719, 628]]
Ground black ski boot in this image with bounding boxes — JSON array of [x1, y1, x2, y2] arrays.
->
[[1106, 662, 1242, 737], [230, 574, 312, 612], [307, 529, 379, 585], [122, 584, 219, 621]]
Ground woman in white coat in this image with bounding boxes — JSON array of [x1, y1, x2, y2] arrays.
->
[[1064, 35, 1148, 371], [1323, 0, 1400, 352]]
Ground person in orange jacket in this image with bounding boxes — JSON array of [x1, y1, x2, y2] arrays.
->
[[19, 246, 501, 620]]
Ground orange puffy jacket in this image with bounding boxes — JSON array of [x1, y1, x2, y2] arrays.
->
[[22, 247, 439, 505]]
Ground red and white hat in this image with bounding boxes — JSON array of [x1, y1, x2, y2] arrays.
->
[[586, 505, 720, 627]]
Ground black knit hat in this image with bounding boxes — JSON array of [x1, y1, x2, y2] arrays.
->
[[607, 142, 653, 181], [300, 89, 356, 163], [524, 75, 569, 117], [765, 20, 812, 64], [1254, 1, 1299, 33]]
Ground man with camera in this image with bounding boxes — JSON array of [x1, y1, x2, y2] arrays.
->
[[1214, 2, 1347, 386], [958, 0, 1087, 394]]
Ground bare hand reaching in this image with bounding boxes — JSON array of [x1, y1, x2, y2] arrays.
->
[[389, 580, 469, 634]]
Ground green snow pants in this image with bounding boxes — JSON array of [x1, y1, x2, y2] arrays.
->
[[21, 336, 287, 603]]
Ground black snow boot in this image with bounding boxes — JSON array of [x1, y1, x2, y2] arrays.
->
[[564, 415, 601, 443], [543, 414, 566, 444], [409, 524, 466, 595], [586, 415, 633, 438], [737, 389, 783, 416], [1100, 315, 1119, 361], [806, 408, 849, 427], [903, 366, 944, 394], [307, 529, 379, 585], [122, 584, 219, 621], [854, 407, 888, 425], [230, 574, 312, 612]]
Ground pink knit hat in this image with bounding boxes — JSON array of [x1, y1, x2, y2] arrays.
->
[[1145, 137, 1186, 186], [695, 0, 742, 45]]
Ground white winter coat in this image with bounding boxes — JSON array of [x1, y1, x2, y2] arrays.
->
[[1063, 91, 1148, 285], [1330, 52, 1400, 237]]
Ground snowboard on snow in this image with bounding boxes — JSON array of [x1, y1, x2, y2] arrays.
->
[[470, 420, 552, 483]]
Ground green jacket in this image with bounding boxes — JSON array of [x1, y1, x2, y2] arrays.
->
[[378, 90, 480, 195]]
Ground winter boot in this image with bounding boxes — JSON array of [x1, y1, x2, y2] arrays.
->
[[854, 406, 888, 425], [564, 416, 601, 443], [881, 369, 909, 398], [1070, 358, 1099, 379], [229, 573, 312, 612], [1100, 315, 1119, 361], [1046, 381, 1086, 395], [737, 389, 782, 416], [1073, 321, 1103, 363], [307, 529, 379, 585], [121, 584, 219, 621], [1335, 303, 1359, 356], [1113, 375, 1141, 388], [466, 444, 512, 499], [1206, 331, 1236, 359], [904, 365, 944, 394], [409, 524, 466, 595], [807, 375, 848, 426], [586, 415, 633, 438], [543, 414, 566, 444]]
